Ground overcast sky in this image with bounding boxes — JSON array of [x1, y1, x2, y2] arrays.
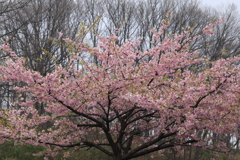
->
[[201, 0, 240, 10]]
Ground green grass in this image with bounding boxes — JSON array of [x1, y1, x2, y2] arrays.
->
[[0, 141, 111, 160], [1, 141, 239, 160], [0, 141, 44, 160]]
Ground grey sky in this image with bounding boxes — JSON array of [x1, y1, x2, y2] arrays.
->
[[200, 0, 240, 10]]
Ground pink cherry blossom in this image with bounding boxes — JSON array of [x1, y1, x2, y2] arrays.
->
[[0, 19, 239, 160]]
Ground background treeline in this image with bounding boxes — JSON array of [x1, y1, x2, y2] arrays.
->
[[0, 0, 240, 160]]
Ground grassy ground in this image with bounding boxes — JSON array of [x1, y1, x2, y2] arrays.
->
[[1, 141, 239, 160], [0, 141, 111, 160], [0, 141, 44, 160]]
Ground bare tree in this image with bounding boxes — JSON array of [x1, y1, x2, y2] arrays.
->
[[0, 0, 84, 113], [200, 4, 240, 61]]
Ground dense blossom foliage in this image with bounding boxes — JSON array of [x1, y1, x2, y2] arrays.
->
[[0, 19, 239, 159]]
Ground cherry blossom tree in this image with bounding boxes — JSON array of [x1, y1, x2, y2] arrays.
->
[[0, 18, 239, 160]]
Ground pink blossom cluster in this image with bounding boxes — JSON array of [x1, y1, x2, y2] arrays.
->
[[0, 19, 239, 159]]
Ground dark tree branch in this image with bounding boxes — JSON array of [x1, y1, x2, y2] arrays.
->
[[191, 79, 227, 108], [38, 140, 113, 156], [124, 132, 177, 159]]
